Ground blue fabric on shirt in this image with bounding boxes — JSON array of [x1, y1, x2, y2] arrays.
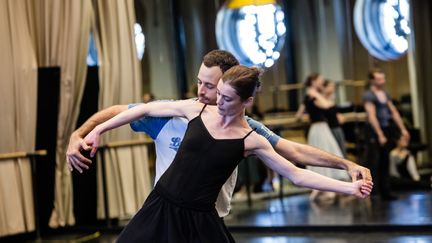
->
[[128, 103, 171, 139], [245, 116, 280, 146]]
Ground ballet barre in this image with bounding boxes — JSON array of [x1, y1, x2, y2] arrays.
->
[[269, 79, 366, 92], [103, 138, 153, 148], [262, 112, 367, 127], [268, 80, 367, 108], [0, 150, 47, 160]]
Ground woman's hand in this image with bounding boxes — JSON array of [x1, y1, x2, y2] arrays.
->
[[83, 126, 102, 158], [352, 180, 373, 198]]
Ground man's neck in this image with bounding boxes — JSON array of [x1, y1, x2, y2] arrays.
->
[[371, 85, 383, 92]]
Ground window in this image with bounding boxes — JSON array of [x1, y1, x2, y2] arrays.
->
[[354, 0, 411, 61], [87, 33, 98, 66], [86, 23, 145, 66], [134, 23, 145, 60], [216, 2, 286, 68]]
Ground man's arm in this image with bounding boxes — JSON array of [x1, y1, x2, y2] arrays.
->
[[66, 105, 127, 172], [246, 117, 372, 182], [364, 101, 387, 145], [387, 101, 409, 138]]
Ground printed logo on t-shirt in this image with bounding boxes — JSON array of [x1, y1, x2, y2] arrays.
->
[[169, 137, 182, 151]]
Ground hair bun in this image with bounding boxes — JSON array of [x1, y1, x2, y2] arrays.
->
[[251, 66, 264, 88]]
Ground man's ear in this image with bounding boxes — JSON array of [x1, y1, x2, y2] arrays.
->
[[244, 96, 254, 108]]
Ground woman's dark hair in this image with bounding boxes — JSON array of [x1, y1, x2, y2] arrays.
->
[[203, 50, 239, 73], [305, 73, 320, 87], [222, 65, 262, 101], [323, 79, 333, 87]]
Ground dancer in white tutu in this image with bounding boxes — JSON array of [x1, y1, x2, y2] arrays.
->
[[302, 73, 350, 202]]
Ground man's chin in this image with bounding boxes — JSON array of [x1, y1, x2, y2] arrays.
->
[[198, 97, 207, 104], [198, 97, 216, 105]]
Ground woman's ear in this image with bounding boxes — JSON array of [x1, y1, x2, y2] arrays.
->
[[244, 96, 254, 108]]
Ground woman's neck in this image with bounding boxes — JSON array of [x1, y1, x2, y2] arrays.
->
[[218, 110, 246, 129]]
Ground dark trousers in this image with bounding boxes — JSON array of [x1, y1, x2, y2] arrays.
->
[[365, 126, 395, 197]]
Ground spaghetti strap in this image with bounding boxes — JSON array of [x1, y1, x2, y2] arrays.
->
[[199, 104, 207, 116], [243, 129, 255, 139]]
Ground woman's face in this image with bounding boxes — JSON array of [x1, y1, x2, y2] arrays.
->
[[216, 80, 246, 116], [312, 76, 324, 89]]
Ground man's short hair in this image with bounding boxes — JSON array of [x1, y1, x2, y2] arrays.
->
[[203, 50, 239, 73], [368, 68, 384, 81]]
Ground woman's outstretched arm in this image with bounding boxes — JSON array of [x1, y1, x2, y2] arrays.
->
[[83, 99, 201, 157], [246, 134, 373, 198]]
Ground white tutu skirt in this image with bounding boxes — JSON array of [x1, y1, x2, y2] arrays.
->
[[307, 122, 350, 181]]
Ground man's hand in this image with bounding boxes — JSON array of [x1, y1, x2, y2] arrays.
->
[[347, 162, 372, 182], [401, 129, 410, 141], [65, 105, 128, 173], [66, 132, 93, 173], [378, 134, 387, 146]]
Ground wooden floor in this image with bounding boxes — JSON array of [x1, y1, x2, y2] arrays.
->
[[2, 190, 431, 243]]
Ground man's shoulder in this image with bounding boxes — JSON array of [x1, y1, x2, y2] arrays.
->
[[362, 90, 375, 101]]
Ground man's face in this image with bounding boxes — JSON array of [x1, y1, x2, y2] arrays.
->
[[216, 80, 245, 116], [196, 63, 223, 105], [372, 72, 386, 87], [323, 82, 335, 97]]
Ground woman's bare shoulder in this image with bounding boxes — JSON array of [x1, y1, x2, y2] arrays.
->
[[244, 131, 271, 151], [178, 99, 205, 118]]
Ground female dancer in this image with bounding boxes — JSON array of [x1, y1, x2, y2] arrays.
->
[[322, 79, 347, 157], [84, 66, 372, 242], [303, 73, 350, 201]]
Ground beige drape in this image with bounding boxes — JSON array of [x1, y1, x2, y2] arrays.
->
[[92, 0, 151, 219], [0, 0, 38, 237], [25, 0, 93, 228]]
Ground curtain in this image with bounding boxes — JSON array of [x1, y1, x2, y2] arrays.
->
[[92, 0, 151, 219], [24, 0, 93, 228], [411, 0, 432, 160], [291, 0, 346, 83], [0, 0, 38, 237]]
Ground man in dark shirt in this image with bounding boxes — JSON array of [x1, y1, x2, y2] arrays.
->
[[363, 68, 409, 200]]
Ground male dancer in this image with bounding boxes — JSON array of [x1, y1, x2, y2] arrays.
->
[[67, 50, 372, 218], [363, 69, 408, 200]]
